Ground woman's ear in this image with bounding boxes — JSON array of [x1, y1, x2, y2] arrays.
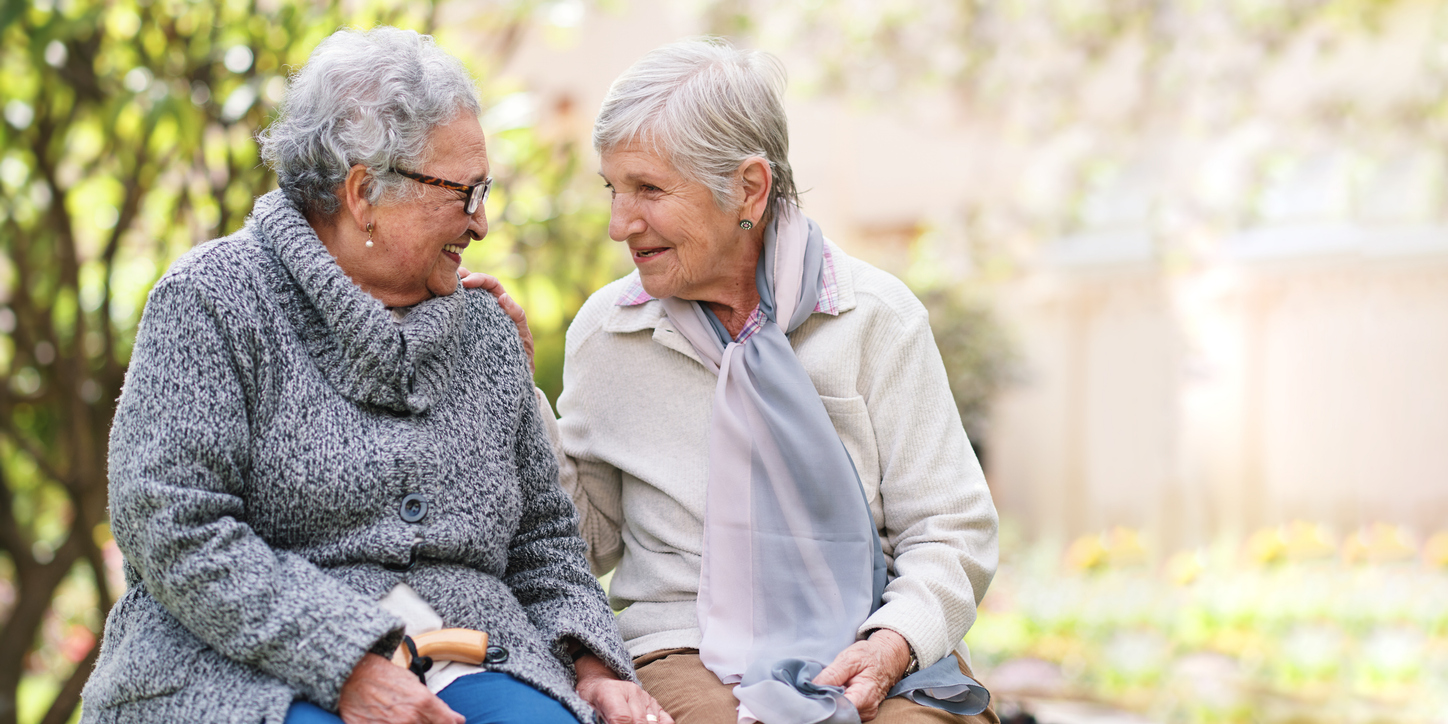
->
[[738, 157, 773, 225], [340, 163, 375, 232]]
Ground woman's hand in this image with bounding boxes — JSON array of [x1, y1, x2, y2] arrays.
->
[[574, 651, 674, 724], [458, 267, 535, 372], [812, 629, 912, 722], [337, 653, 464, 724]]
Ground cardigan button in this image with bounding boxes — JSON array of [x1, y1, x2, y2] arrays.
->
[[400, 494, 428, 523], [484, 645, 509, 665]]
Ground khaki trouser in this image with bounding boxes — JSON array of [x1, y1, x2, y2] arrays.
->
[[634, 649, 1000, 724]]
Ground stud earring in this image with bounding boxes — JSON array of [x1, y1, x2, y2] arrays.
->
[[739, 219, 754, 230], [366, 222, 374, 248]]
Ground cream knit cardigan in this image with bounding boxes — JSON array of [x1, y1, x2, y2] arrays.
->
[[540, 242, 999, 669]]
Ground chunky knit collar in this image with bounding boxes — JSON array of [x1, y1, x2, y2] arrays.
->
[[248, 190, 463, 414]]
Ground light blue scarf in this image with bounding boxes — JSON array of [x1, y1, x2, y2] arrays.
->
[[661, 207, 989, 723]]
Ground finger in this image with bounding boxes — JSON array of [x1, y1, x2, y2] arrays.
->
[[649, 699, 675, 724], [813, 657, 861, 688], [628, 688, 654, 724], [460, 271, 503, 293], [842, 680, 885, 721], [813, 665, 847, 687], [591, 686, 629, 724], [420, 694, 464, 724], [498, 293, 527, 319], [497, 294, 532, 337]]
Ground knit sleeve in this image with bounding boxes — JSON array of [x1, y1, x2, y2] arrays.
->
[[535, 387, 625, 576], [854, 286, 1000, 668], [504, 384, 636, 683], [107, 274, 403, 710]]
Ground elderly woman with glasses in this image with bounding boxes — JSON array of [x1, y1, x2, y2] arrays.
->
[[81, 27, 669, 724], [470, 39, 999, 724]]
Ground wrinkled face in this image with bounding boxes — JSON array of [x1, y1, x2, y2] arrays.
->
[[365, 112, 490, 306], [600, 142, 752, 303]]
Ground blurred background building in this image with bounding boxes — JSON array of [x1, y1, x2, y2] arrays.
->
[[477, 0, 1448, 548]]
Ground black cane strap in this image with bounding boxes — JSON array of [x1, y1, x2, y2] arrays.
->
[[401, 635, 433, 685]]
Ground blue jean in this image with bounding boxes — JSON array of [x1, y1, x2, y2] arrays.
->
[[284, 672, 581, 724]]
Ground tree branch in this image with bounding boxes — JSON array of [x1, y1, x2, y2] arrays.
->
[[0, 466, 30, 562], [0, 414, 68, 487], [38, 636, 98, 724]]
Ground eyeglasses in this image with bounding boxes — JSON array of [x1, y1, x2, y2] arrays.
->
[[391, 168, 492, 215]]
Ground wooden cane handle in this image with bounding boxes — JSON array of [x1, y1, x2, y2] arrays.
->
[[392, 628, 489, 668]]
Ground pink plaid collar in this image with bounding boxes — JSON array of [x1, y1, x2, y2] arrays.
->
[[615, 241, 843, 326]]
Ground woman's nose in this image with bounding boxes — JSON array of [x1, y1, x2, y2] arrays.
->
[[466, 205, 488, 240], [608, 196, 644, 241]]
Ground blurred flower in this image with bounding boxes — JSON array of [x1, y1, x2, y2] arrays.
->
[[1245, 527, 1288, 565], [1166, 549, 1204, 585], [1106, 527, 1149, 566], [1343, 523, 1418, 565], [1246, 522, 1338, 566], [1065, 534, 1108, 572], [1065, 527, 1150, 572], [1423, 531, 1448, 568]]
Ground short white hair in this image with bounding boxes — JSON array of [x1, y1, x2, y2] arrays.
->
[[593, 38, 799, 223], [258, 26, 481, 217]]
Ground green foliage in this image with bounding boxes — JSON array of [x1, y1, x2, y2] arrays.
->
[[915, 287, 1020, 452], [463, 123, 623, 406], [0, 2, 616, 723]]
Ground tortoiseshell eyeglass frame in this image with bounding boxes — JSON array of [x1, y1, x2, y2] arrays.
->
[[391, 168, 492, 215]]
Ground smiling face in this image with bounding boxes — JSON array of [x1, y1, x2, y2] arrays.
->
[[338, 111, 490, 308], [600, 142, 760, 305]]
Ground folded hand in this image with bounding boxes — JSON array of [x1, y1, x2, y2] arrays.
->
[[575, 651, 674, 724], [337, 653, 464, 724], [812, 629, 912, 722]]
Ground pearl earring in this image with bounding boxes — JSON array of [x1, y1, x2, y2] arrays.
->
[[366, 222, 374, 248], [739, 219, 754, 230]]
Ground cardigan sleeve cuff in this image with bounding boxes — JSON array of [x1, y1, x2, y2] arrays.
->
[[859, 595, 972, 670], [545, 621, 637, 684], [278, 598, 405, 710]]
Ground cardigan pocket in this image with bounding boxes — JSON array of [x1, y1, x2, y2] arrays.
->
[[819, 394, 881, 503], [83, 591, 202, 707]]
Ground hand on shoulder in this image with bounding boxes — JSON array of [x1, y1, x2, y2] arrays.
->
[[459, 267, 534, 372]]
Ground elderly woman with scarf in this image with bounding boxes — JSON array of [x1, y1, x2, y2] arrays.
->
[[472, 39, 999, 724], [81, 27, 668, 724]]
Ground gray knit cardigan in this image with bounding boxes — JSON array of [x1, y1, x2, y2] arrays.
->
[[80, 190, 633, 724]]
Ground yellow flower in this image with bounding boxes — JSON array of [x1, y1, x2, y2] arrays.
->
[[1282, 521, 1337, 562], [1065, 534, 1108, 572], [1165, 550, 1204, 585], [1107, 527, 1149, 566], [1343, 523, 1417, 565], [1424, 531, 1448, 568], [1245, 527, 1287, 565]]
